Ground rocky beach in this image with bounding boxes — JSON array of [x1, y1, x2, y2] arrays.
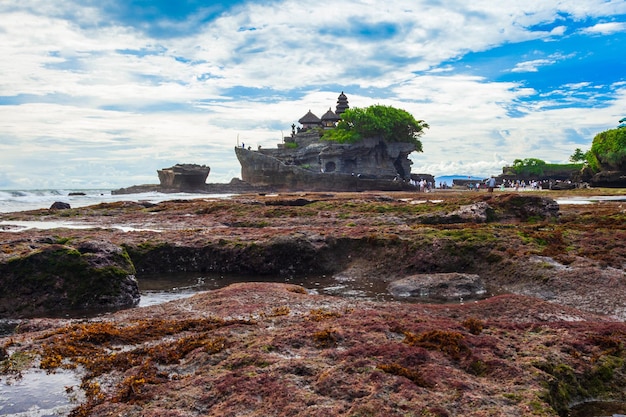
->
[[1, 189, 626, 416]]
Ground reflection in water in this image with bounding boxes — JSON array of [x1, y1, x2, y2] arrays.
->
[[0, 369, 82, 416], [137, 271, 396, 308]]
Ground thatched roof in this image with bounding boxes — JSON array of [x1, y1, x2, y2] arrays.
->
[[321, 108, 340, 122], [298, 110, 321, 124]]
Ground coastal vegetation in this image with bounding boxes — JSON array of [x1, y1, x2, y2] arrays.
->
[[321, 104, 428, 149], [587, 127, 626, 172], [506, 158, 583, 178]]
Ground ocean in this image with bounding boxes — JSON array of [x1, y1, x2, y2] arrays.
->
[[0, 189, 231, 213], [0, 177, 488, 213]]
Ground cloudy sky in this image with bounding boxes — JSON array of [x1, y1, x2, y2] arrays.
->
[[1, 1, 625, 189]]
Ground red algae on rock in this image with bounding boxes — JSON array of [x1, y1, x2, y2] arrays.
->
[[1, 191, 626, 415], [1, 282, 625, 416]]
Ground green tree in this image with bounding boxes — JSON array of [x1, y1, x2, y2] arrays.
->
[[588, 128, 626, 172], [569, 148, 587, 163], [511, 158, 547, 176], [322, 105, 428, 150]]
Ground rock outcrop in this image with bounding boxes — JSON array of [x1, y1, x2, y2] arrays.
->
[[0, 240, 139, 318], [418, 195, 559, 224], [235, 133, 420, 191], [387, 273, 486, 301], [589, 170, 626, 188], [157, 163, 210, 190], [49, 201, 71, 210]]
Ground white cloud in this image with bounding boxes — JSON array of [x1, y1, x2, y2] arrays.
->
[[511, 59, 556, 73], [581, 21, 626, 35]]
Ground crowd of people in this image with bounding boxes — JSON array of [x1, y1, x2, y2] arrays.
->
[[410, 177, 573, 192]]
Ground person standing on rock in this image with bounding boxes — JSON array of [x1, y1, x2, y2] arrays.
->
[[487, 176, 496, 192]]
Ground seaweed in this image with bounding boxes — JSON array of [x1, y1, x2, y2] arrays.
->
[[35, 317, 252, 415]]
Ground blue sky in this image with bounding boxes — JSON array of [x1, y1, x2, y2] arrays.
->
[[1, 0, 625, 189]]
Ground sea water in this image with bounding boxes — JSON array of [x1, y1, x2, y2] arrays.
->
[[0, 189, 232, 214]]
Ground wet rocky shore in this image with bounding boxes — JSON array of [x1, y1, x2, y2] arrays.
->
[[1, 190, 626, 416]]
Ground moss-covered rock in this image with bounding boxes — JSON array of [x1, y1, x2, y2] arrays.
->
[[0, 240, 138, 318]]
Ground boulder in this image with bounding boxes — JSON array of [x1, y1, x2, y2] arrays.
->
[[50, 201, 71, 210], [388, 273, 486, 301], [0, 240, 139, 318], [489, 194, 559, 221]]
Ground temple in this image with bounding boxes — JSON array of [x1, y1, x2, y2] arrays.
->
[[235, 92, 431, 191], [296, 92, 348, 133]]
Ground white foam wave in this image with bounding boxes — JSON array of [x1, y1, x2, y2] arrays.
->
[[0, 189, 232, 213]]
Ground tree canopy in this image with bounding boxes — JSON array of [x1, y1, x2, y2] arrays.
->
[[322, 105, 428, 150], [511, 158, 547, 176], [587, 127, 626, 172], [569, 148, 587, 163]]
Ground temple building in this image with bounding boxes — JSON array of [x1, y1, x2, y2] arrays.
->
[[296, 92, 350, 132], [298, 110, 322, 130], [335, 91, 349, 116], [321, 108, 340, 129]]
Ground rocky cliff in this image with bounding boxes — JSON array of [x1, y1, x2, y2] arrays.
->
[[236, 133, 419, 191]]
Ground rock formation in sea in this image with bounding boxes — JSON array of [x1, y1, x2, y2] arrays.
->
[[157, 163, 210, 190], [235, 92, 432, 191]]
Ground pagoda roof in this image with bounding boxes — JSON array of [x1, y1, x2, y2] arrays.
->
[[335, 91, 349, 115], [298, 110, 321, 124], [321, 108, 340, 121]]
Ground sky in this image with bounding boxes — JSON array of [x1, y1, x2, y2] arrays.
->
[[1, 1, 626, 189]]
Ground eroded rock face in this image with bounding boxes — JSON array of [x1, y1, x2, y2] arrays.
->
[[157, 164, 210, 190], [491, 194, 560, 221], [418, 195, 559, 224], [388, 273, 487, 301], [235, 134, 421, 191], [590, 170, 626, 188], [0, 240, 138, 318], [419, 202, 493, 224]]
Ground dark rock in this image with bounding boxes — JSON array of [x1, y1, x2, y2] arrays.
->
[[0, 240, 139, 318], [49, 201, 71, 210], [417, 196, 558, 224], [111, 178, 271, 195], [388, 273, 486, 301], [265, 198, 317, 206], [489, 194, 559, 221], [550, 181, 577, 190], [590, 170, 626, 188], [157, 163, 210, 190]]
